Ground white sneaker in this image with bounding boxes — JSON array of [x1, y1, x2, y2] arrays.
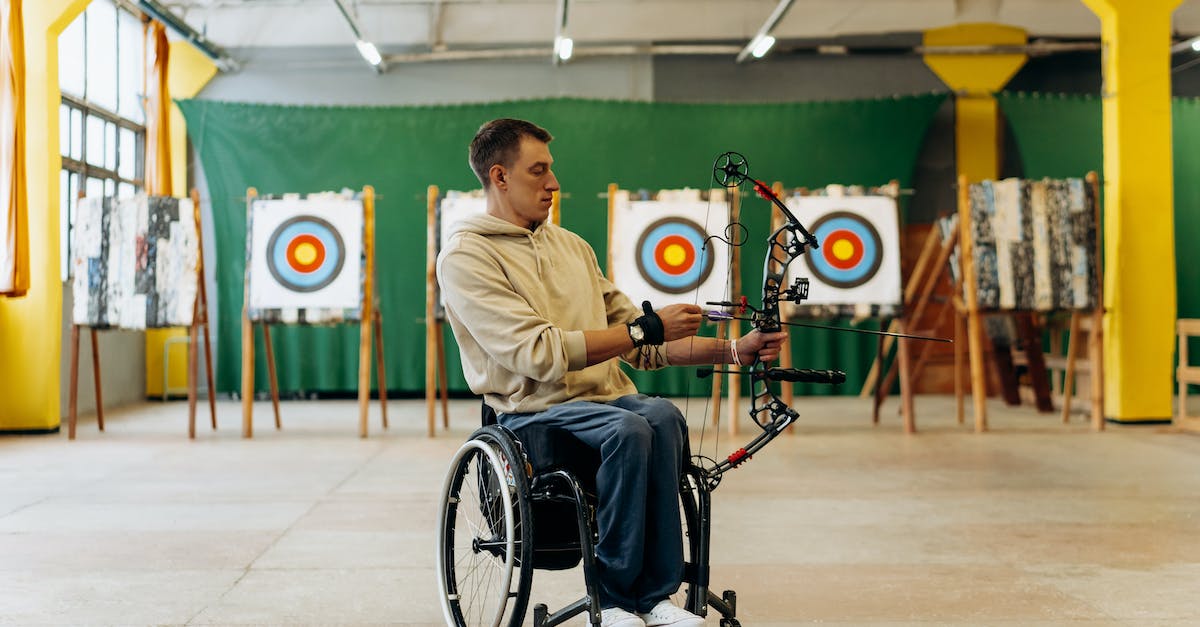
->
[[601, 606, 647, 627], [639, 599, 705, 627]]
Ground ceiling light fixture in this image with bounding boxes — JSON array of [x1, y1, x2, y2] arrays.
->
[[356, 40, 383, 66], [737, 0, 795, 63], [334, 0, 387, 73], [553, 0, 573, 65], [750, 35, 776, 59], [555, 36, 574, 61]]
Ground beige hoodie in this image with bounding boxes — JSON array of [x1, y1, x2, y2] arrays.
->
[[436, 213, 668, 414]]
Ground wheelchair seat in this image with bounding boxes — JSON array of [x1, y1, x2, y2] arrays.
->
[[481, 402, 600, 496]]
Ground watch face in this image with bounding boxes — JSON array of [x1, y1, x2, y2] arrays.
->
[[629, 323, 645, 341]]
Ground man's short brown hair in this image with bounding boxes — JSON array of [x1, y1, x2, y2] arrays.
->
[[469, 119, 553, 187]]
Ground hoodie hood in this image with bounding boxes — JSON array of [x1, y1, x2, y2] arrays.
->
[[446, 213, 542, 238], [446, 213, 551, 275]]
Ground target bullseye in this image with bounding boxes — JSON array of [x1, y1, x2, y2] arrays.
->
[[804, 211, 882, 289], [286, 234, 326, 272], [636, 217, 714, 294], [267, 215, 346, 293]]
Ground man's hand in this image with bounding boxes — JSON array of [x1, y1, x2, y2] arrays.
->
[[657, 304, 703, 342], [736, 330, 788, 364]]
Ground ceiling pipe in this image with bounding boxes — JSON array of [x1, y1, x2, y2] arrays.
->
[[333, 0, 388, 73], [736, 0, 796, 63], [134, 0, 239, 71]]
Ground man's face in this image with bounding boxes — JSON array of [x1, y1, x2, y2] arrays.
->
[[495, 136, 560, 228]]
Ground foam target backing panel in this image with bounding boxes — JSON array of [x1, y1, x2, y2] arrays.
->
[[71, 194, 199, 329]]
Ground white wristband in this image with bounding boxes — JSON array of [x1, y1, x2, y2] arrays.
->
[[730, 339, 743, 367]]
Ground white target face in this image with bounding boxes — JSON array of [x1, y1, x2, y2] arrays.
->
[[784, 195, 901, 307], [248, 197, 364, 311], [610, 192, 730, 306]]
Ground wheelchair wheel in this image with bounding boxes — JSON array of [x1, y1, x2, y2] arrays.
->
[[437, 427, 534, 627]]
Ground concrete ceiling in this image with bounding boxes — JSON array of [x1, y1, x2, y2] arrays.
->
[[159, 0, 1200, 57]]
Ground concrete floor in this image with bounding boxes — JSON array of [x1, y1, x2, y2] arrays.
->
[[1, 395, 1198, 626]]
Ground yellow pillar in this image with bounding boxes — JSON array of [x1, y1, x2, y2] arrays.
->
[[0, 0, 89, 431], [145, 42, 218, 398], [923, 23, 1028, 182], [1082, 0, 1180, 422], [923, 23, 1027, 432]]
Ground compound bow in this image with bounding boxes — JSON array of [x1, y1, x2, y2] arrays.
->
[[693, 152, 945, 487]]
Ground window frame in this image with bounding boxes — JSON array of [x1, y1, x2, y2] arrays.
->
[[58, 0, 147, 282]]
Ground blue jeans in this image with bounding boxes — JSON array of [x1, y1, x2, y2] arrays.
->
[[499, 394, 687, 613]]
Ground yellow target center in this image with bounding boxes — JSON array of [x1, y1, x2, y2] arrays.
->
[[663, 244, 687, 267], [832, 239, 856, 261], [293, 242, 319, 266]]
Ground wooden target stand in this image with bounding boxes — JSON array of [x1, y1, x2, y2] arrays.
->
[[424, 186, 562, 437], [770, 182, 915, 433], [240, 186, 388, 439], [947, 174, 1104, 432], [602, 184, 744, 436], [68, 188, 217, 439]]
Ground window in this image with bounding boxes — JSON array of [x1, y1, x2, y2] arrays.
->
[[59, 0, 146, 281]]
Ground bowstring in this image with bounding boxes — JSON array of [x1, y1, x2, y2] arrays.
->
[[688, 176, 747, 469]]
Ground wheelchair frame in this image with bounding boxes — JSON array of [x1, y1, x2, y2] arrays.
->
[[436, 415, 742, 627]]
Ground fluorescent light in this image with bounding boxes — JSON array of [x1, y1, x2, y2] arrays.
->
[[751, 35, 776, 59], [1192, 38, 1200, 52], [555, 36, 574, 61], [356, 40, 383, 66]]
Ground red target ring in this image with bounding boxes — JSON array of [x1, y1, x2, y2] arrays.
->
[[285, 234, 327, 273], [822, 229, 864, 271], [653, 235, 696, 276]]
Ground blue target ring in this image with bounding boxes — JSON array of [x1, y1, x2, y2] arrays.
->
[[635, 217, 715, 294], [803, 211, 883, 289], [266, 216, 346, 293]]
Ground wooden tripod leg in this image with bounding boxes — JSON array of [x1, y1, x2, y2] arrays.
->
[[200, 285, 217, 430], [896, 319, 915, 433], [1017, 313, 1054, 413], [373, 309, 389, 430], [1061, 312, 1081, 423], [188, 316, 199, 439], [203, 317, 216, 429], [90, 328, 104, 431], [872, 331, 885, 425], [709, 321, 726, 428], [69, 325, 80, 440], [955, 308, 966, 425], [262, 323, 281, 430], [1089, 308, 1104, 431], [436, 322, 449, 429]]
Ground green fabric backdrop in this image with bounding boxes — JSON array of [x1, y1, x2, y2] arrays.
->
[[998, 92, 1200, 383], [178, 95, 947, 396]]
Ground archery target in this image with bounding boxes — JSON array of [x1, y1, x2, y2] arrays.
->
[[636, 217, 715, 294], [784, 195, 901, 307], [806, 212, 883, 289], [610, 191, 729, 306], [266, 216, 346, 292], [248, 197, 363, 312]]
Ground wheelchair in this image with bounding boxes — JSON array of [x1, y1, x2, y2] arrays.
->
[[436, 403, 740, 627]]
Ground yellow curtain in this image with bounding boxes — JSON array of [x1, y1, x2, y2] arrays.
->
[[143, 19, 171, 196], [0, 0, 27, 297]]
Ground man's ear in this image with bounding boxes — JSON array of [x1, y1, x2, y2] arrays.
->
[[489, 164, 506, 189]]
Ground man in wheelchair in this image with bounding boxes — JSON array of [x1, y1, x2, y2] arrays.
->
[[437, 118, 786, 627]]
